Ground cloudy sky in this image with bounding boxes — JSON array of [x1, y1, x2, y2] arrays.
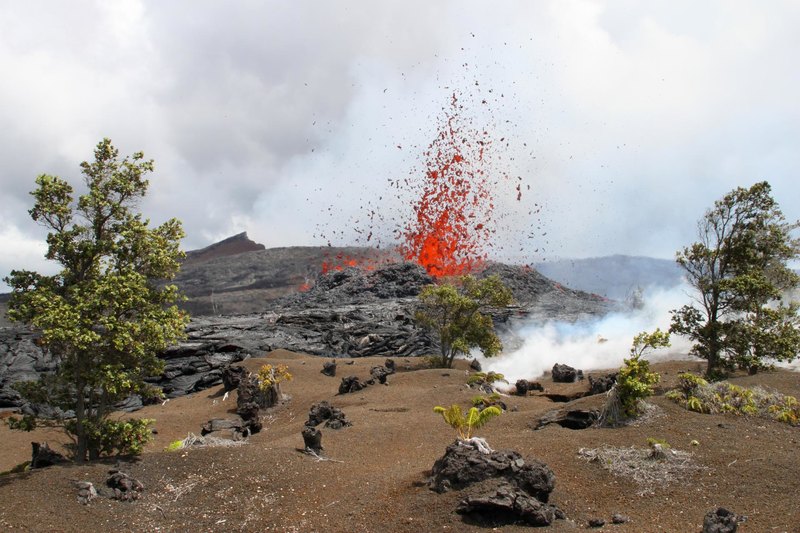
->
[[2, 1, 799, 288]]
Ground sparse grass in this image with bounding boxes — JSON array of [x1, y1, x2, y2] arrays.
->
[[578, 443, 706, 496]]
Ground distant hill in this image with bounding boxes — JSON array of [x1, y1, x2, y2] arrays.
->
[[534, 255, 684, 301]]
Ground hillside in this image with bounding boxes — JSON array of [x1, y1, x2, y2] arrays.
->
[[0, 353, 798, 531], [535, 255, 684, 301]]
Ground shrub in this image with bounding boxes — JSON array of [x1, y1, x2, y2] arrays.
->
[[666, 377, 800, 426], [164, 439, 184, 452], [257, 364, 292, 391], [466, 371, 507, 387], [68, 418, 155, 457], [433, 404, 501, 440], [471, 393, 504, 410]]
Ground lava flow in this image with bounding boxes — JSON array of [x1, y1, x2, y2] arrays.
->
[[398, 93, 496, 277]]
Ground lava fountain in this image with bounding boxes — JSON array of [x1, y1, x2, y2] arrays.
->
[[399, 93, 499, 277]]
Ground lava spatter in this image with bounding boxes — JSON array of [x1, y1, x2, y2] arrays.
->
[[398, 92, 497, 277]]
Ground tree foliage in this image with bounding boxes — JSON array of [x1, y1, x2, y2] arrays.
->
[[415, 275, 513, 369], [670, 181, 800, 377], [4, 138, 188, 461]]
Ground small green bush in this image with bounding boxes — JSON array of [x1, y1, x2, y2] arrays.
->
[[666, 377, 800, 426], [68, 418, 155, 457], [164, 439, 184, 452]]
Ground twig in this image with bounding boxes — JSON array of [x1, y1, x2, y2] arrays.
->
[[303, 448, 343, 463]]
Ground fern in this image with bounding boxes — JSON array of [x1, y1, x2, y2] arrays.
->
[[434, 404, 502, 439]]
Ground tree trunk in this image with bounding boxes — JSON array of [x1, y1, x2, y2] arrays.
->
[[75, 375, 87, 462]]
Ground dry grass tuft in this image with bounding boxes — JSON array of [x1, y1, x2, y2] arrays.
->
[[578, 444, 708, 496]]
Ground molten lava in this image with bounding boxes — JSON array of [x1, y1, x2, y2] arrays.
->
[[399, 93, 495, 277]]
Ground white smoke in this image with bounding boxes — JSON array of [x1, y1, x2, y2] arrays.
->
[[483, 285, 697, 382]]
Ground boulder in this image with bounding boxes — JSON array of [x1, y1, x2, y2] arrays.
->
[[703, 507, 742, 533], [338, 376, 366, 394], [551, 363, 583, 383], [321, 360, 337, 377], [384, 359, 396, 372], [456, 481, 562, 527], [237, 375, 279, 410], [515, 379, 544, 396], [588, 373, 617, 395], [429, 440, 555, 502], [470, 359, 482, 372], [370, 365, 393, 384], [75, 481, 97, 505]]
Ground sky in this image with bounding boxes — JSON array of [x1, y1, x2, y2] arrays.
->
[[2, 1, 799, 289]]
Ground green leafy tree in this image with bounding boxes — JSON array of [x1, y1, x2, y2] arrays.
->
[[4, 138, 188, 462], [670, 182, 800, 377], [415, 275, 513, 368]]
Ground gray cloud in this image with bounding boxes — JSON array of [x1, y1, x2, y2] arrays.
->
[[1, 1, 799, 290]]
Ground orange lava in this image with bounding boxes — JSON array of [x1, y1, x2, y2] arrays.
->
[[399, 93, 495, 277]]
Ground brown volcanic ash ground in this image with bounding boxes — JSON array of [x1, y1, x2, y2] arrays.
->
[[1, 354, 799, 532]]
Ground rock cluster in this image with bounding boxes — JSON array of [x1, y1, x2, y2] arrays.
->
[[429, 439, 563, 527], [587, 373, 617, 395], [338, 359, 396, 394], [105, 469, 144, 501], [306, 401, 351, 429]]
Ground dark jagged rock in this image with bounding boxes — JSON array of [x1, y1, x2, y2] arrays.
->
[[306, 401, 351, 429], [456, 481, 561, 527], [384, 358, 395, 372], [515, 379, 543, 396], [105, 469, 144, 501], [470, 359, 482, 371], [703, 507, 742, 533], [321, 360, 337, 377], [429, 440, 555, 502], [302, 426, 323, 453], [237, 375, 279, 410], [588, 373, 617, 395], [338, 375, 366, 394], [431, 440, 562, 527], [551, 363, 583, 383], [533, 409, 599, 430], [30, 442, 67, 469], [588, 517, 606, 528], [370, 365, 393, 384], [221, 364, 248, 391]]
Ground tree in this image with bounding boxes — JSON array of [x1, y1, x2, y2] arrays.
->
[[4, 138, 188, 461], [600, 330, 667, 426], [670, 181, 800, 377], [415, 275, 513, 368]]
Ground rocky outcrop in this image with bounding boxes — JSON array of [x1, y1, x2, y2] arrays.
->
[[429, 439, 563, 527], [105, 469, 144, 501], [0, 257, 615, 415]]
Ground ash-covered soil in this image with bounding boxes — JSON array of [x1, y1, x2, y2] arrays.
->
[[0, 354, 798, 532]]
